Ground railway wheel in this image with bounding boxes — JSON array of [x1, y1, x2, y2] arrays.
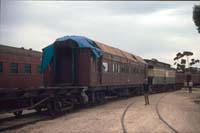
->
[[53, 100, 62, 114], [96, 91, 105, 104], [13, 111, 23, 117], [47, 99, 62, 117], [100, 91, 106, 103]]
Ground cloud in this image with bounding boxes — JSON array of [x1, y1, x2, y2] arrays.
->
[[0, 1, 199, 67]]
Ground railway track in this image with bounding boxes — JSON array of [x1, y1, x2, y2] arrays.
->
[[0, 92, 179, 133], [121, 102, 134, 133], [121, 92, 179, 133], [0, 111, 51, 132], [0, 96, 128, 132], [156, 94, 179, 133]]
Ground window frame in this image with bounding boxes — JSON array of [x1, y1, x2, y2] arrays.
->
[[24, 64, 32, 73], [10, 63, 18, 73], [102, 62, 109, 73]]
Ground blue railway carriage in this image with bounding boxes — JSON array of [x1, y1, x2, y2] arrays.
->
[[145, 59, 176, 93]]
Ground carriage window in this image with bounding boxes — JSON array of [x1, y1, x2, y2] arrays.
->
[[125, 65, 128, 73], [132, 67, 134, 73], [135, 67, 138, 74], [112, 63, 118, 73], [115, 64, 118, 73], [0, 62, 3, 72], [118, 64, 120, 73], [10, 63, 18, 73], [24, 64, 31, 73], [127, 66, 130, 73], [121, 64, 125, 73], [102, 62, 108, 72], [136, 68, 139, 73], [140, 68, 142, 74], [124, 66, 127, 73]]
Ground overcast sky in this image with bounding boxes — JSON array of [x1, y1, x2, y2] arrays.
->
[[0, 1, 200, 67]]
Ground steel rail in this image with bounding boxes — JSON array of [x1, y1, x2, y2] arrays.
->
[[156, 93, 179, 133]]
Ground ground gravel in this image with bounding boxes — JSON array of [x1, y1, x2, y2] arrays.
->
[[2, 89, 200, 133]]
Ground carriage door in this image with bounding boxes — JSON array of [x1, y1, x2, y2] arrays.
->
[[55, 45, 77, 85]]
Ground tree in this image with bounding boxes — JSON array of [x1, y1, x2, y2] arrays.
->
[[174, 51, 199, 72], [173, 52, 184, 66], [174, 52, 199, 93], [183, 51, 193, 68], [190, 59, 200, 66], [193, 5, 200, 33]]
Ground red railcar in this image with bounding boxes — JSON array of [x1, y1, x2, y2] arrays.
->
[[41, 36, 147, 109], [175, 70, 200, 88], [0, 44, 43, 89], [191, 72, 200, 86], [175, 72, 186, 88], [0, 36, 147, 116], [43, 39, 146, 88], [0, 36, 182, 116]]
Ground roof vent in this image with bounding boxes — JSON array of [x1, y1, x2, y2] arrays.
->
[[29, 48, 32, 51], [21, 47, 24, 49]]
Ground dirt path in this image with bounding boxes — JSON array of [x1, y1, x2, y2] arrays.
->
[[124, 93, 172, 133], [158, 90, 200, 133], [1, 89, 200, 133]]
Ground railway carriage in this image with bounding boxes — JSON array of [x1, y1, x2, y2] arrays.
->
[[190, 68, 200, 87], [0, 44, 42, 89], [175, 68, 200, 88], [175, 72, 186, 88], [0, 36, 147, 116], [0, 44, 43, 116], [43, 38, 146, 87], [1, 35, 191, 117], [192, 73, 200, 86], [144, 59, 176, 93], [42, 36, 147, 103]]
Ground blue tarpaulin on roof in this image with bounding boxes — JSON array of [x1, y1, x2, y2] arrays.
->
[[40, 35, 102, 72]]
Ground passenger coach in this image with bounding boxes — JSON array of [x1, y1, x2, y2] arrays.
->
[[42, 36, 147, 104], [0, 36, 181, 116], [0, 44, 42, 89]]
